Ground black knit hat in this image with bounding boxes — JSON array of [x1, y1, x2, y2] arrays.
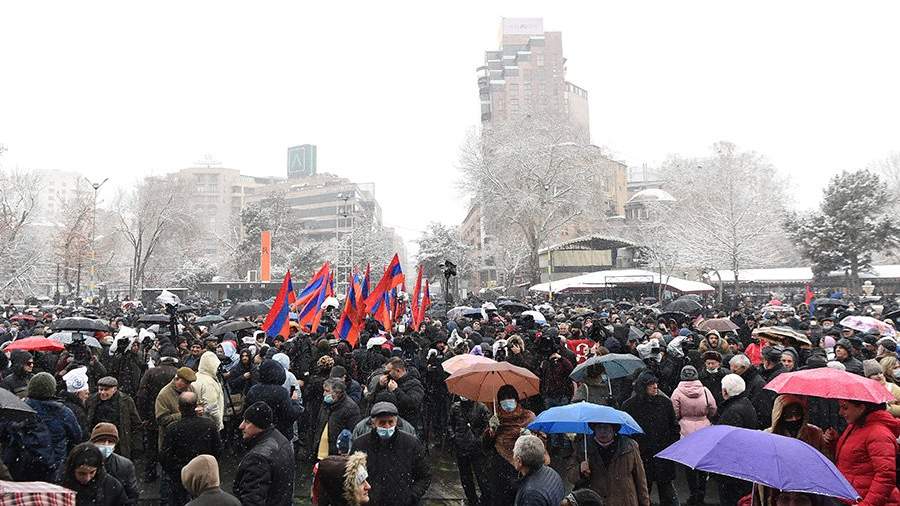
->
[[243, 401, 273, 430]]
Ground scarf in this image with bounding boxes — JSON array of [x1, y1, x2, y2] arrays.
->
[[494, 407, 535, 466]]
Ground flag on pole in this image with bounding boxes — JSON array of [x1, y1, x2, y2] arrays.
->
[[294, 262, 332, 334], [364, 254, 404, 310], [413, 280, 431, 332], [361, 264, 371, 307], [262, 271, 296, 338], [334, 274, 363, 347], [804, 284, 816, 316]]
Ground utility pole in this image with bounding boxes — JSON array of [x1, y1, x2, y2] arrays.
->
[[84, 177, 109, 299]]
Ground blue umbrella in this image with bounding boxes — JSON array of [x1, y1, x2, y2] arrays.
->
[[570, 353, 645, 381], [527, 401, 643, 436], [656, 425, 858, 502]]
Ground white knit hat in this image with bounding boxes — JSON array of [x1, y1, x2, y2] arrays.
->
[[63, 366, 89, 393]]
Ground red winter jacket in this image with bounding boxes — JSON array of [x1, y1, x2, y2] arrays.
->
[[835, 409, 900, 506]]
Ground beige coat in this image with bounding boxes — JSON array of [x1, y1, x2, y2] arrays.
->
[[194, 352, 224, 430], [567, 435, 650, 506]]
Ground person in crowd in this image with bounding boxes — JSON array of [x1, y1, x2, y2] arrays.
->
[[85, 376, 142, 459], [184, 342, 204, 371], [246, 358, 303, 441], [234, 401, 296, 506], [622, 371, 681, 506], [572, 361, 612, 406], [371, 357, 425, 434], [448, 394, 491, 506], [831, 399, 900, 505], [136, 353, 179, 482], [865, 358, 900, 417], [560, 489, 606, 506], [729, 354, 767, 423], [699, 351, 728, 408], [17, 372, 82, 481], [352, 401, 431, 506], [780, 347, 799, 372], [757, 347, 786, 428], [1, 350, 34, 398], [422, 343, 451, 446], [193, 350, 224, 431], [181, 454, 241, 506], [315, 378, 361, 460], [330, 365, 364, 404], [482, 384, 536, 505], [671, 365, 716, 505], [61, 442, 129, 506], [62, 366, 91, 437], [313, 451, 371, 506], [568, 422, 649, 506], [834, 339, 864, 376], [108, 338, 144, 397], [223, 349, 256, 395], [155, 366, 196, 452], [512, 435, 565, 506], [89, 423, 139, 505], [715, 374, 757, 506], [161, 391, 223, 506]]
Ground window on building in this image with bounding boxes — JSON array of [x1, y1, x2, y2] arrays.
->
[[536, 54, 544, 66]]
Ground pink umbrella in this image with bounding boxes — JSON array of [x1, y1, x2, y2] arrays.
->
[[839, 315, 896, 338], [441, 354, 495, 375], [445, 361, 540, 403], [765, 367, 894, 403]]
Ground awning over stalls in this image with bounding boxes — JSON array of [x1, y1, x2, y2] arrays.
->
[[529, 269, 714, 295]]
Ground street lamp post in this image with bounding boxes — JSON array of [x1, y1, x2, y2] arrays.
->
[[85, 177, 109, 298]]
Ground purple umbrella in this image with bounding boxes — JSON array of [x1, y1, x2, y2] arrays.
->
[[656, 426, 859, 502]]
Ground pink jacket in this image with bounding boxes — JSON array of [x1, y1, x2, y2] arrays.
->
[[671, 380, 717, 438]]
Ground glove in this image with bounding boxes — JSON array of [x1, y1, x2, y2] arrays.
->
[[489, 414, 500, 431]]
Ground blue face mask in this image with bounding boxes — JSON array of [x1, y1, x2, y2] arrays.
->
[[324, 394, 334, 404], [500, 399, 517, 412], [376, 426, 395, 439], [97, 444, 114, 459]]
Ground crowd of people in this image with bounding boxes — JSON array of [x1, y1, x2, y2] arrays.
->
[[0, 290, 899, 506]]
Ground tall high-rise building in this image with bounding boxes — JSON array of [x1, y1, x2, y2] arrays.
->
[[477, 17, 590, 141], [287, 144, 317, 178]]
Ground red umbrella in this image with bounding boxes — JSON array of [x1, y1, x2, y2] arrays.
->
[[765, 368, 894, 403], [445, 361, 540, 403], [5, 336, 65, 353], [10, 314, 37, 322], [769, 299, 783, 306]]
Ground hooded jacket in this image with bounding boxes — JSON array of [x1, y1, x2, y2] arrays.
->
[[0, 350, 33, 398], [194, 352, 224, 430], [245, 359, 302, 440], [272, 352, 299, 394], [621, 372, 680, 483], [182, 454, 240, 506], [671, 380, 717, 437], [315, 452, 368, 506], [835, 409, 900, 506]]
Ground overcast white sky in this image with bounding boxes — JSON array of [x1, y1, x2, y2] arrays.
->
[[2, 1, 899, 257]]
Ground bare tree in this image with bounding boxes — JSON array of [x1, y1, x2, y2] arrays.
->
[[459, 114, 610, 285], [658, 141, 791, 295], [0, 150, 43, 299]]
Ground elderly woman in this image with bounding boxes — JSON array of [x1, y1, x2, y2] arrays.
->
[[482, 384, 536, 506]]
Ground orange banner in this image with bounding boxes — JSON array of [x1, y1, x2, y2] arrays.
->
[[260, 230, 271, 282]]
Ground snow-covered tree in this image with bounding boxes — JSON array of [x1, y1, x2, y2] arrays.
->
[[658, 141, 792, 294], [784, 169, 900, 292], [415, 222, 471, 281], [171, 258, 218, 293], [459, 114, 610, 285], [0, 149, 43, 299]]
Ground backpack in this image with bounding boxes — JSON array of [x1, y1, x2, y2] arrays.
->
[[2, 415, 56, 480]]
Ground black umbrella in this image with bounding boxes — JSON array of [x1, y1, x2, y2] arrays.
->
[[224, 301, 271, 319], [815, 298, 850, 308], [211, 320, 257, 336], [628, 326, 646, 342], [0, 387, 36, 421], [658, 311, 690, 323], [497, 301, 530, 313], [615, 301, 634, 310], [883, 309, 900, 323], [461, 308, 484, 320], [663, 299, 703, 314], [176, 304, 198, 314], [599, 299, 615, 305], [137, 314, 171, 324], [51, 317, 110, 332], [194, 314, 225, 325], [677, 294, 702, 302]]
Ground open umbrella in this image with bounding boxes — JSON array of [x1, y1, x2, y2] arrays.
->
[[6, 336, 65, 353], [658, 311, 690, 323], [223, 300, 270, 319], [814, 298, 850, 308], [445, 361, 540, 403], [528, 401, 643, 435], [211, 320, 257, 336], [753, 326, 812, 346], [51, 316, 109, 332], [615, 301, 634, 310], [497, 301, 530, 313], [840, 315, 896, 338], [441, 354, 496, 375], [447, 306, 474, 320], [137, 314, 172, 324], [460, 308, 485, 320], [883, 309, 900, 323], [598, 299, 615, 305], [521, 310, 547, 325], [697, 318, 739, 333], [657, 425, 859, 502], [0, 480, 77, 505], [10, 314, 37, 322], [194, 314, 225, 325], [0, 386, 37, 421], [628, 326, 646, 342], [48, 332, 102, 348], [570, 353, 645, 381], [663, 299, 702, 314], [765, 367, 894, 403]]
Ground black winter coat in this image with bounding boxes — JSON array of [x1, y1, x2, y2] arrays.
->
[[233, 427, 295, 506], [374, 372, 425, 430], [135, 361, 177, 428], [66, 472, 129, 506], [755, 364, 785, 429], [108, 350, 144, 397], [449, 399, 491, 456], [105, 453, 139, 505], [716, 393, 759, 429], [699, 367, 728, 408], [621, 381, 680, 482], [159, 415, 222, 478], [246, 360, 303, 440], [353, 429, 432, 506], [314, 394, 360, 456]]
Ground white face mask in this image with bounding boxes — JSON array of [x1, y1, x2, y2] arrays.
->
[[97, 444, 114, 459]]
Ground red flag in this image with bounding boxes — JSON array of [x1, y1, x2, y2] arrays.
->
[[410, 266, 423, 331], [333, 274, 363, 347], [804, 284, 815, 305], [365, 254, 404, 311], [414, 280, 431, 332], [566, 339, 596, 364], [261, 271, 296, 338]]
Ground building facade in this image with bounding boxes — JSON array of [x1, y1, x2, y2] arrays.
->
[[287, 144, 317, 178]]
